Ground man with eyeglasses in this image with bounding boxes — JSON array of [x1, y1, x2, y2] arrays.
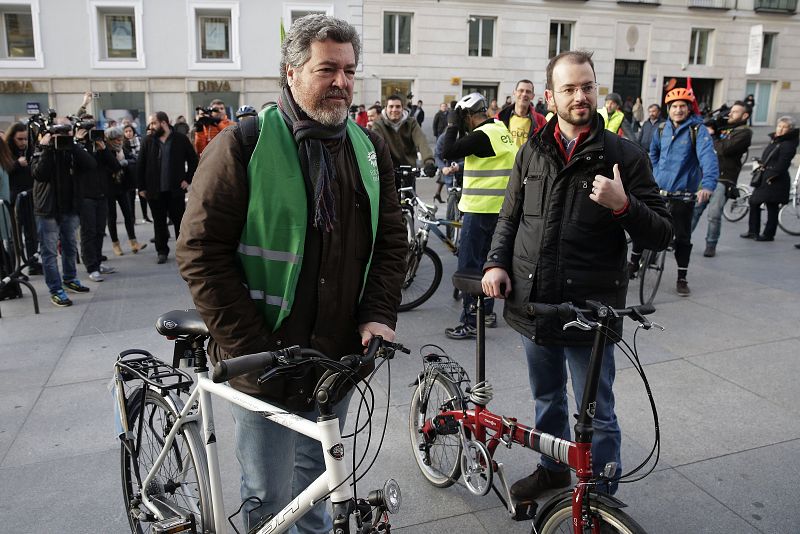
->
[[193, 99, 233, 155], [496, 79, 547, 148], [482, 50, 672, 502]]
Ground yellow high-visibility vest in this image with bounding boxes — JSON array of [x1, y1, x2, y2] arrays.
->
[[458, 120, 519, 214]]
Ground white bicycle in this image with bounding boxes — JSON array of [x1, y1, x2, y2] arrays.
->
[[112, 309, 406, 534]]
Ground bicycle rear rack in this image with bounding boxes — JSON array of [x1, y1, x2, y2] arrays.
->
[[115, 349, 194, 395], [421, 346, 471, 389]]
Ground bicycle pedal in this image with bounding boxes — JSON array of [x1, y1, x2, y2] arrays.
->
[[151, 515, 196, 534], [432, 414, 459, 435], [511, 500, 538, 521]]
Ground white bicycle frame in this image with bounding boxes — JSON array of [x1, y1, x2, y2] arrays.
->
[[137, 368, 352, 534]]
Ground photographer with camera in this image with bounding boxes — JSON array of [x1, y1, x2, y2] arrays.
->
[[74, 116, 120, 282], [440, 92, 519, 339], [193, 99, 233, 156], [31, 116, 97, 306], [691, 101, 751, 257]]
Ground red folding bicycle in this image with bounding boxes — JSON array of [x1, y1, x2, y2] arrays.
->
[[408, 271, 663, 534]]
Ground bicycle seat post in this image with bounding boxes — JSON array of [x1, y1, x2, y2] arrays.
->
[[475, 294, 486, 384]]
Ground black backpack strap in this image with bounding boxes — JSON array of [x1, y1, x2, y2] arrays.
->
[[235, 115, 260, 165]]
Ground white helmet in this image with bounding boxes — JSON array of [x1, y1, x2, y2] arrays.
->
[[455, 92, 487, 114]]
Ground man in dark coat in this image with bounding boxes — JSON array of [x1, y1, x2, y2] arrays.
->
[[137, 112, 197, 263], [175, 14, 406, 532], [482, 50, 672, 502]]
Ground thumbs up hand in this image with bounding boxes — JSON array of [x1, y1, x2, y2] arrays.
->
[[590, 163, 628, 211]]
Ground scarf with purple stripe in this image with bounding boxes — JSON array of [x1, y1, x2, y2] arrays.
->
[[278, 87, 347, 232]]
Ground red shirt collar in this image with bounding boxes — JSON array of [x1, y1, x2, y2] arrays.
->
[[553, 121, 591, 162]]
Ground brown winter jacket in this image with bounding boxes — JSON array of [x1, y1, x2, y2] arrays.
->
[[176, 122, 407, 411]]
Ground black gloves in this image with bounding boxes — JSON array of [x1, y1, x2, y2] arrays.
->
[[423, 162, 437, 178]]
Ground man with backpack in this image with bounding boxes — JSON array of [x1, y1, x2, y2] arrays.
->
[[175, 14, 406, 533], [632, 87, 718, 296]]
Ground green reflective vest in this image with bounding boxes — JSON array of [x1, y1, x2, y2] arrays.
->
[[238, 106, 381, 332], [458, 120, 518, 214], [598, 108, 624, 134]]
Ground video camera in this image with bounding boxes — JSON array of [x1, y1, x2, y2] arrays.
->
[[28, 109, 76, 151], [703, 104, 730, 135], [195, 106, 220, 127]]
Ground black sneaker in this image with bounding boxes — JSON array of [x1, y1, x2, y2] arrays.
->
[[676, 279, 691, 297], [63, 279, 90, 293], [703, 245, 716, 257], [444, 324, 476, 339], [157, 254, 168, 264], [510, 465, 571, 502], [28, 262, 43, 276], [50, 289, 73, 307], [484, 312, 498, 328]]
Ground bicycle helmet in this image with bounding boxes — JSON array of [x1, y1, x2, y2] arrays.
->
[[664, 87, 694, 105], [455, 92, 487, 114], [235, 105, 257, 119]]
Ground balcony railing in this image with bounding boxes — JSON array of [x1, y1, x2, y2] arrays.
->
[[754, 0, 797, 12], [688, 0, 733, 9], [618, 0, 660, 5]]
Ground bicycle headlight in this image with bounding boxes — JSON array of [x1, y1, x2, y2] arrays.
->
[[368, 478, 402, 514]]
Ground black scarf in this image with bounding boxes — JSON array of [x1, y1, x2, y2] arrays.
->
[[278, 87, 347, 232]]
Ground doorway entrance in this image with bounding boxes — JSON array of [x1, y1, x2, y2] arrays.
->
[[745, 81, 773, 125], [613, 60, 644, 108]]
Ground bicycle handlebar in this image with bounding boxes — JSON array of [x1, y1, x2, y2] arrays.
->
[[211, 337, 409, 383], [527, 301, 655, 321]]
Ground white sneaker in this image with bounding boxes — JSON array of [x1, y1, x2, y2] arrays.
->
[[99, 264, 116, 274], [89, 271, 104, 282]]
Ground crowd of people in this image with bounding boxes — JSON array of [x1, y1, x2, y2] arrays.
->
[[0, 92, 271, 307]]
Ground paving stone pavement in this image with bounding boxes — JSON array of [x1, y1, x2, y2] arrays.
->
[[1, 169, 798, 533]]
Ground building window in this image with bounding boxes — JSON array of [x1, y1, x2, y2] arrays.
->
[[549, 22, 573, 59], [103, 12, 136, 59], [1, 8, 33, 58], [761, 32, 777, 68], [383, 12, 411, 54], [468, 16, 494, 57], [188, 2, 239, 69], [689, 28, 711, 65], [89, 1, 144, 68], [198, 12, 230, 60], [0, 0, 42, 68]]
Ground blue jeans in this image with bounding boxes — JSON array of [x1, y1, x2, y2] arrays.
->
[[231, 394, 352, 533], [691, 181, 727, 246], [36, 214, 79, 294], [521, 336, 621, 493], [458, 212, 497, 326]]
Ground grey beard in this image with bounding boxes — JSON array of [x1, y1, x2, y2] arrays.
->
[[307, 104, 348, 127]]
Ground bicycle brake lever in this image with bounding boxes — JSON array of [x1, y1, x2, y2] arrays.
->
[[563, 320, 592, 331]]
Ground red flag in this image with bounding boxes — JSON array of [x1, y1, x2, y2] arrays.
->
[[686, 77, 701, 115]]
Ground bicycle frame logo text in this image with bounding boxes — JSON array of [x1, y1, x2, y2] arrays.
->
[[329, 443, 345, 460]]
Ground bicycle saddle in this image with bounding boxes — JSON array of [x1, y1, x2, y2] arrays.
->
[[452, 269, 486, 297], [155, 309, 210, 338]]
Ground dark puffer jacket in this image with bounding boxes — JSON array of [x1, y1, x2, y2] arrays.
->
[[750, 128, 799, 206], [484, 114, 673, 345]]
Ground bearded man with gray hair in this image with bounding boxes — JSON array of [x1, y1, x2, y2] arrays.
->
[[176, 14, 407, 533]]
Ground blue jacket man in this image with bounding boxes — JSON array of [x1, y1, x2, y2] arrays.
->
[[641, 87, 718, 296]]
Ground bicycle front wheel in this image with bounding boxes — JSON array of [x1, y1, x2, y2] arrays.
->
[[398, 246, 443, 312], [408, 372, 463, 487], [778, 201, 800, 235], [121, 389, 212, 533], [639, 249, 666, 306], [722, 186, 750, 222], [535, 495, 646, 534]]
